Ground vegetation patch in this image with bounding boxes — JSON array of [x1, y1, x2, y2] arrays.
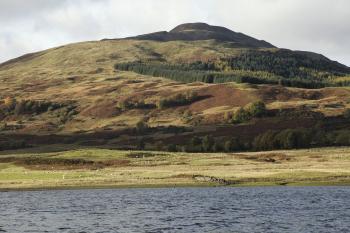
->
[[0, 156, 130, 170], [0, 140, 28, 151], [117, 99, 156, 111], [0, 97, 64, 119], [253, 128, 350, 151], [235, 153, 291, 163], [225, 101, 267, 124], [156, 91, 202, 109]]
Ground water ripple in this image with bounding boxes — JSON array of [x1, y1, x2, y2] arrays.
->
[[0, 186, 349, 232]]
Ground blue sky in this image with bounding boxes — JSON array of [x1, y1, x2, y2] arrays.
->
[[1, 0, 349, 65]]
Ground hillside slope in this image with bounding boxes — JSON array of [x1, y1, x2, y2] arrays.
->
[[1, 23, 350, 152]]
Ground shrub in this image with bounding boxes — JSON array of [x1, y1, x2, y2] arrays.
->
[[224, 137, 241, 152], [202, 135, 214, 152], [117, 100, 131, 111], [212, 142, 223, 152], [275, 130, 298, 149], [167, 144, 177, 152], [182, 110, 193, 121], [334, 131, 350, 145], [3, 97, 16, 110], [137, 138, 146, 150], [232, 107, 250, 124], [118, 99, 155, 110], [274, 129, 312, 149], [344, 109, 350, 119], [224, 111, 233, 122], [0, 123, 7, 131], [245, 101, 266, 117], [224, 140, 232, 152], [14, 100, 26, 115], [136, 120, 148, 133], [230, 101, 267, 124], [253, 130, 278, 151], [191, 136, 202, 146], [156, 99, 166, 109]]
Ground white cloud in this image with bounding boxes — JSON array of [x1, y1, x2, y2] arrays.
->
[[0, 0, 349, 65]]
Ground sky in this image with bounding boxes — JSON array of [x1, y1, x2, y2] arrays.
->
[[0, 0, 349, 66]]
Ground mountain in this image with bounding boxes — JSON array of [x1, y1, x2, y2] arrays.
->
[[123, 22, 275, 48], [1, 23, 350, 152]]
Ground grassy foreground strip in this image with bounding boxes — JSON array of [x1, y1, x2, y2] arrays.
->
[[0, 146, 350, 190]]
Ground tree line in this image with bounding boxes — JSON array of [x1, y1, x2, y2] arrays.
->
[[221, 49, 350, 80], [166, 127, 350, 153], [0, 97, 64, 120], [115, 61, 332, 89]]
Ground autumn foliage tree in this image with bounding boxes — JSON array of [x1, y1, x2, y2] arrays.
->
[[3, 97, 16, 110]]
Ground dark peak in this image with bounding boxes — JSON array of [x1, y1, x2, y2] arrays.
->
[[123, 22, 276, 48]]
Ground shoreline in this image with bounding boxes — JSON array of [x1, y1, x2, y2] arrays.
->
[[1, 180, 350, 192]]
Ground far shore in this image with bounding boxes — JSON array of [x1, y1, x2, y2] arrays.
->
[[1, 146, 350, 191], [1, 181, 350, 192]]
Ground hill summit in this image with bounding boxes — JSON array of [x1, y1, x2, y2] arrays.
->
[[123, 22, 275, 48]]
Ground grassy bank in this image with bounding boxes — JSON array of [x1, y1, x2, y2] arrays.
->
[[0, 146, 350, 190]]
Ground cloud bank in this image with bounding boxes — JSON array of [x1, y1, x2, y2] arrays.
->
[[0, 0, 349, 65]]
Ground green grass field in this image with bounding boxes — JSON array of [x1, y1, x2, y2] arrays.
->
[[0, 146, 349, 190]]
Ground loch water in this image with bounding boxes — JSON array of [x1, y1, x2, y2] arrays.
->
[[0, 186, 349, 233]]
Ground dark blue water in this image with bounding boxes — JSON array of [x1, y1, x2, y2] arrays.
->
[[0, 186, 349, 233]]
